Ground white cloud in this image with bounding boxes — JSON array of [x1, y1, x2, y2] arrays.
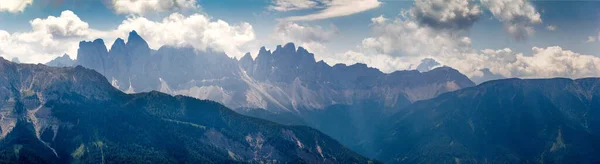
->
[[29, 10, 90, 38], [361, 16, 473, 57], [322, 50, 414, 73], [481, 0, 542, 40], [0, 0, 33, 13], [0, 10, 257, 63], [273, 21, 337, 43], [410, 0, 481, 31], [358, 17, 600, 79], [477, 47, 600, 78], [371, 15, 388, 25], [333, 0, 598, 80], [546, 25, 557, 31], [281, 0, 382, 21], [111, 0, 198, 15], [260, 22, 338, 60], [0, 10, 92, 63], [317, 0, 478, 74], [269, 0, 320, 11], [113, 13, 255, 58], [586, 36, 596, 43]]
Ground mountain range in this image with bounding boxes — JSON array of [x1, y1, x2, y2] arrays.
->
[[36, 31, 600, 163], [73, 31, 474, 114], [67, 31, 476, 157], [377, 78, 600, 163], [0, 57, 374, 163]]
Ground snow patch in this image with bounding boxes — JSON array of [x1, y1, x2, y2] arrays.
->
[[316, 141, 324, 158], [125, 78, 135, 94], [111, 77, 120, 90]]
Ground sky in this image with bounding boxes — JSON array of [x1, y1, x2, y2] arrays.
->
[[1, 0, 600, 80]]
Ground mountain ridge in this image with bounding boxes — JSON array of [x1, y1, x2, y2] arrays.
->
[[69, 31, 475, 113], [376, 77, 600, 163], [44, 31, 477, 159], [0, 57, 375, 163]]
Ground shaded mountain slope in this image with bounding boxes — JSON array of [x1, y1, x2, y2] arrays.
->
[[378, 78, 600, 163]]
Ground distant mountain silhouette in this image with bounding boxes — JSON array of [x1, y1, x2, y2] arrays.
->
[[45, 54, 75, 67]]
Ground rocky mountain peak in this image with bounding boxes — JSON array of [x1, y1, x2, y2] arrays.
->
[[0, 56, 8, 64], [240, 52, 253, 63], [423, 66, 475, 86], [76, 39, 109, 74], [258, 46, 271, 56], [79, 39, 107, 51], [111, 38, 126, 51], [282, 42, 296, 52], [45, 54, 75, 67], [126, 30, 149, 50]]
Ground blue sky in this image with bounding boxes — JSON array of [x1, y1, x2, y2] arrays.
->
[[1, 0, 600, 80]]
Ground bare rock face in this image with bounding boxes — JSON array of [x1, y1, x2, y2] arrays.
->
[[0, 58, 373, 163], [58, 31, 475, 159], [65, 31, 475, 114]]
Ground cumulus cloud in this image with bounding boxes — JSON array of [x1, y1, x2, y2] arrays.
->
[[273, 21, 337, 43], [410, 0, 481, 31], [29, 10, 90, 38], [264, 22, 338, 59], [113, 13, 255, 58], [0, 0, 33, 13], [0, 10, 257, 63], [481, 0, 542, 40], [111, 0, 198, 15], [318, 0, 477, 74], [280, 0, 382, 21], [362, 15, 473, 56], [418, 45, 600, 79], [330, 0, 598, 80], [478, 47, 600, 78], [0, 10, 93, 63], [371, 15, 388, 25]]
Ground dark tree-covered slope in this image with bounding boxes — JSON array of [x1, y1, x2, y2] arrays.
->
[[378, 78, 600, 163]]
